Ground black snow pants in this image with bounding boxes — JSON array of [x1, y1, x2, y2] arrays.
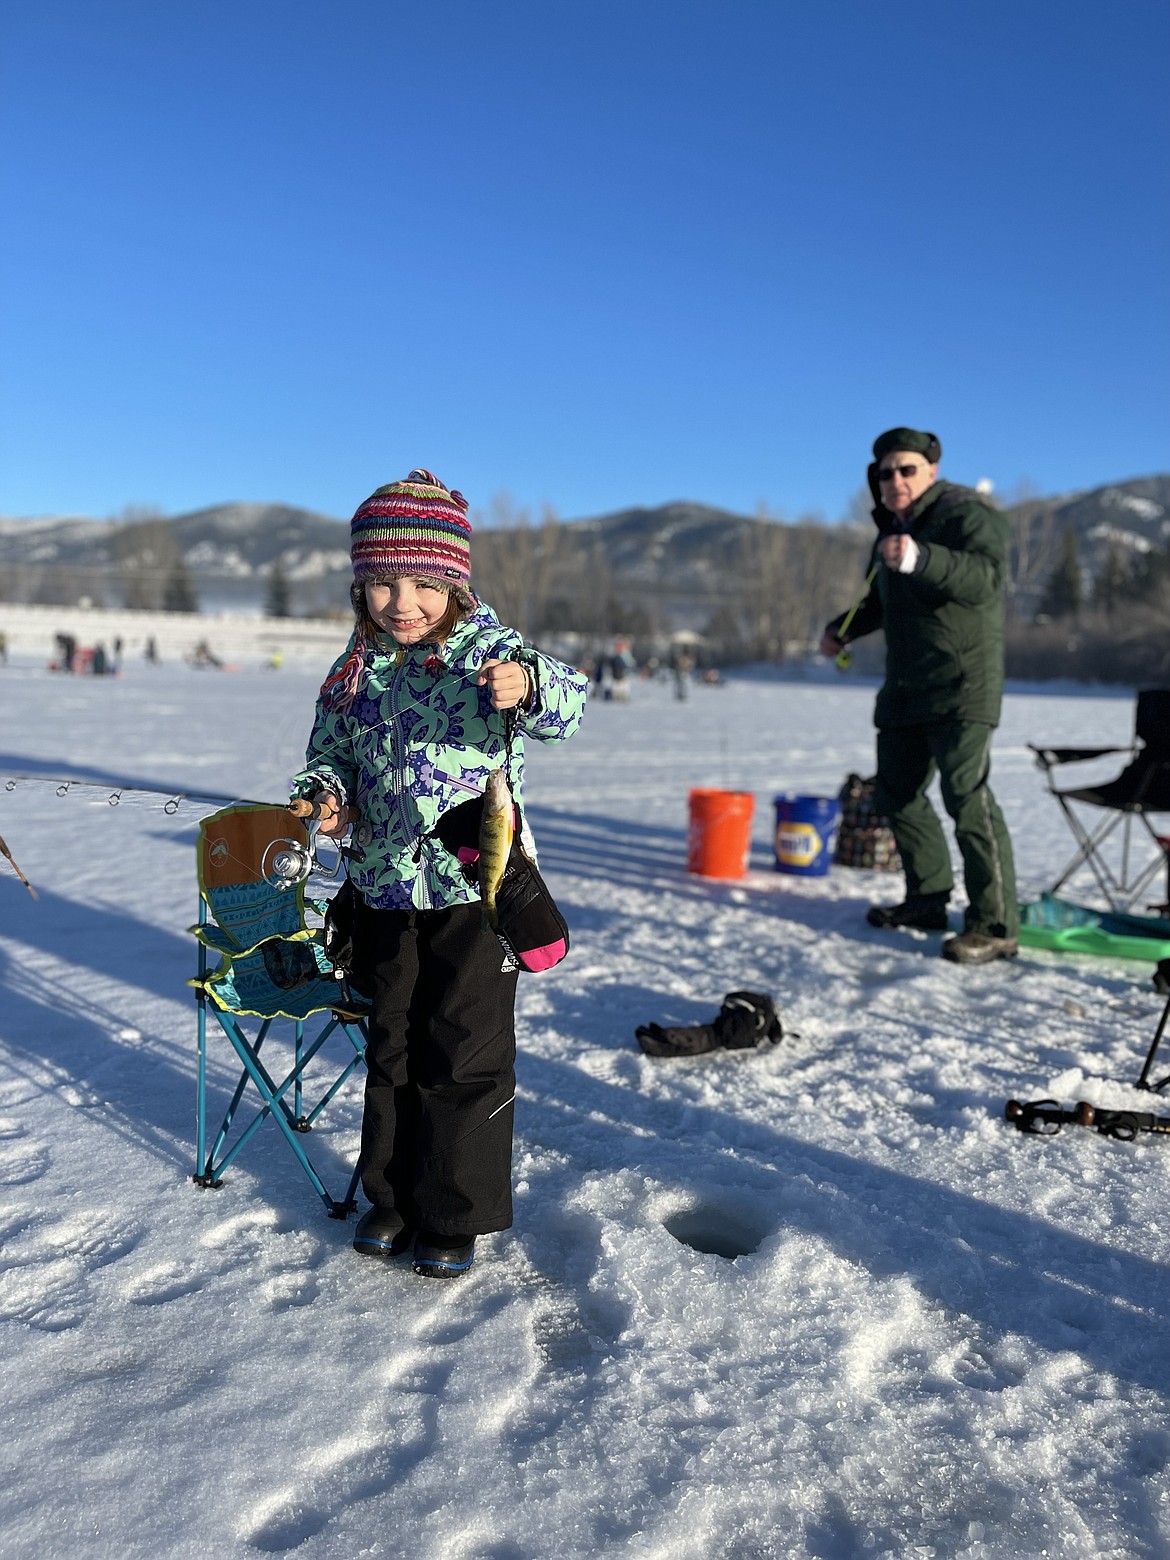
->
[[352, 899, 519, 1236]]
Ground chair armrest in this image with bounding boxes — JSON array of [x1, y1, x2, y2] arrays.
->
[[1029, 743, 1129, 771]]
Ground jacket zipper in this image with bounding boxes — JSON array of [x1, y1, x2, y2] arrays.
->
[[385, 654, 432, 911]]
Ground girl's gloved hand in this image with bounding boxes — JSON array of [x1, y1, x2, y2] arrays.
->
[[310, 792, 354, 839], [477, 659, 532, 710]]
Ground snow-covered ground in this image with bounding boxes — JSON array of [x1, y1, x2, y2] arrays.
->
[[1, 658, 1168, 1560]]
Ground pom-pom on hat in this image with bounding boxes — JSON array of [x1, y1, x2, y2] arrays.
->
[[350, 470, 474, 606], [872, 427, 942, 465]]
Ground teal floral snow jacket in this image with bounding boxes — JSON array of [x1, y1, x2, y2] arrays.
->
[[292, 603, 587, 911]]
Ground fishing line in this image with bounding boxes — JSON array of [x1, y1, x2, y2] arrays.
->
[[2, 650, 520, 814], [1, 774, 280, 814], [834, 566, 879, 671], [0, 652, 524, 894], [301, 661, 516, 774]]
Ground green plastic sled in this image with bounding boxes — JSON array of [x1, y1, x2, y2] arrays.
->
[[1017, 893, 1170, 961]]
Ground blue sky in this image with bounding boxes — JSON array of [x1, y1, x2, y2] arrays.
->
[[1, 0, 1167, 525]]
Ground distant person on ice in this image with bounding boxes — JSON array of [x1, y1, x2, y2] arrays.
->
[[820, 427, 1018, 965], [292, 471, 587, 1278]]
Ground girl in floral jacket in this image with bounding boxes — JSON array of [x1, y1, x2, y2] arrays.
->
[[292, 471, 586, 1278]]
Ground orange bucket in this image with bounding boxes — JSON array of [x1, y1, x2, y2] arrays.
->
[[687, 789, 754, 878]]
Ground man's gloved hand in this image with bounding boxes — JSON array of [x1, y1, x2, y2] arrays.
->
[[877, 535, 921, 574]]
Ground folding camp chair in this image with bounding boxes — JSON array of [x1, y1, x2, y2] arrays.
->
[[190, 803, 368, 1217], [1030, 688, 1170, 914]]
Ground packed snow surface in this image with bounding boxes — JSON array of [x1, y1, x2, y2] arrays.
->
[[1, 656, 1168, 1559]]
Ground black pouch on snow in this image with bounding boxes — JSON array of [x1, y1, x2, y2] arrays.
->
[[434, 794, 570, 974], [636, 990, 783, 1058]]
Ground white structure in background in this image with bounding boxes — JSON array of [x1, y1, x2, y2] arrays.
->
[[0, 602, 350, 669]]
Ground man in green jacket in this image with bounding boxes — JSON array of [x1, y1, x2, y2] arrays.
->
[[821, 427, 1019, 964]]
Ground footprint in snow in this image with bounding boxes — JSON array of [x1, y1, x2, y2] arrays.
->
[[0, 1138, 51, 1186], [0, 1256, 92, 1331], [125, 1258, 211, 1306]]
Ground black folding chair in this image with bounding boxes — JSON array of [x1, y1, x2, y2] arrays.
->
[[1135, 959, 1170, 1094], [1030, 688, 1170, 913]]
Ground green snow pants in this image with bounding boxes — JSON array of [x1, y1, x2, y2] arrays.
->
[[874, 720, 1019, 938]]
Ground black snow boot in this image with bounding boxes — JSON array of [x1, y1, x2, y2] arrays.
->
[[353, 1206, 414, 1259], [865, 895, 949, 931], [413, 1232, 476, 1279]]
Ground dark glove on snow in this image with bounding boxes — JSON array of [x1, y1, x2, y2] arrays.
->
[[714, 991, 783, 1050], [635, 991, 783, 1058], [634, 1021, 719, 1057]]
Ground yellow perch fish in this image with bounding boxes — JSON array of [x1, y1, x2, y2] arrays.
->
[[478, 768, 514, 927]]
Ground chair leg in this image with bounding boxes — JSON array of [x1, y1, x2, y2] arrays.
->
[[1050, 798, 1170, 911], [1135, 995, 1170, 1094], [198, 1016, 340, 1212], [330, 1159, 364, 1220]]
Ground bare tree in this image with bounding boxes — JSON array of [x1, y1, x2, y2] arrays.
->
[[472, 494, 574, 640], [114, 515, 181, 610]]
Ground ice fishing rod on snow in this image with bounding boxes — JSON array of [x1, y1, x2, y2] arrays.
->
[[833, 566, 879, 672], [1005, 1098, 1170, 1141]]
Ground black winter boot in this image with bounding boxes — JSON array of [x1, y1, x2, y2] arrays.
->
[[413, 1232, 476, 1279], [866, 895, 949, 931], [353, 1207, 414, 1259]]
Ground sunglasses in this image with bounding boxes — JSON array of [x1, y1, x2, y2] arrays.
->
[[878, 463, 924, 481]]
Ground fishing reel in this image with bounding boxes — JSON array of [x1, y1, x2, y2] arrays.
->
[[261, 827, 349, 891], [261, 836, 316, 889]]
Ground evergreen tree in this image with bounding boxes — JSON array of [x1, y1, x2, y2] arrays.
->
[[162, 558, 198, 613], [1121, 544, 1170, 605], [1038, 529, 1083, 620], [266, 557, 292, 618], [1092, 544, 1127, 616]]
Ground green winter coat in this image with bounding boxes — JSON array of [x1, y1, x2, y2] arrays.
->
[[829, 481, 1010, 729]]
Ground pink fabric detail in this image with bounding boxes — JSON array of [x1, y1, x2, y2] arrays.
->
[[319, 636, 369, 712], [519, 939, 567, 972], [457, 846, 480, 864]]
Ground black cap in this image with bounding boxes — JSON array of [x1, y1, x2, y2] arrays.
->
[[872, 427, 942, 465]]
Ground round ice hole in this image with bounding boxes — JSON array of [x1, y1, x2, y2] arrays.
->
[[663, 1206, 763, 1260]]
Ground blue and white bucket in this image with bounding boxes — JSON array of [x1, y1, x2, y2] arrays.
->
[[773, 794, 841, 877]]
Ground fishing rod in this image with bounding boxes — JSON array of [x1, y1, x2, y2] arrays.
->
[[1005, 1098, 1170, 1141], [833, 566, 879, 671], [0, 833, 38, 898], [1, 773, 281, 815]]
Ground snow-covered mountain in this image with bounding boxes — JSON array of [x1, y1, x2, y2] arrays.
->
[[1011, 474, 1170, 569], [0, 476, 1167, 613]]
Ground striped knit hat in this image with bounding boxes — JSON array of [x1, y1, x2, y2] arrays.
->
[[350, 470, 474, 606]]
